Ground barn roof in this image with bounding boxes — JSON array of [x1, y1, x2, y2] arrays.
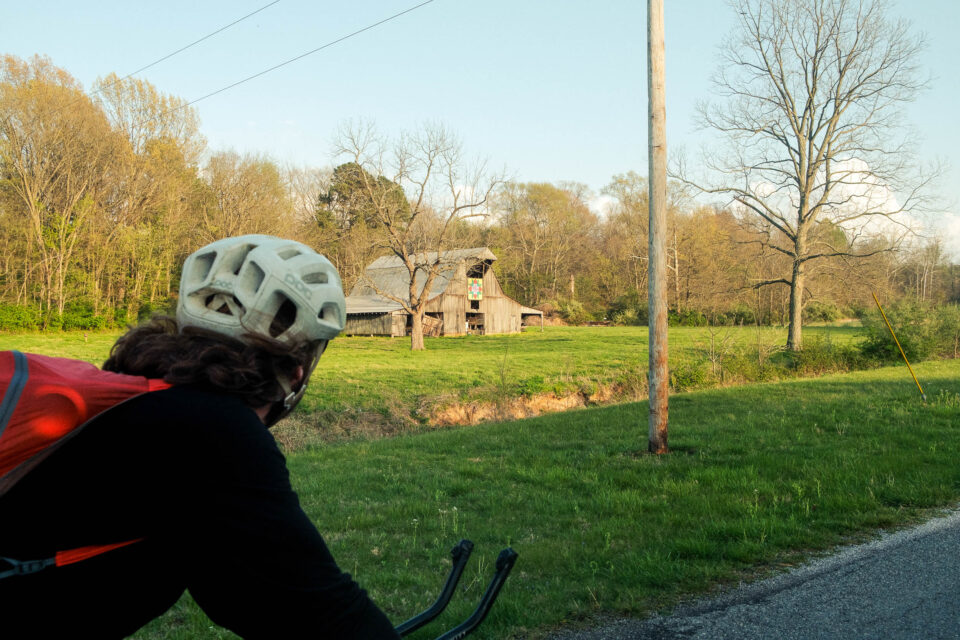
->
[[364, 247, 496, 270], [346, 247, 497, 312], [346, 295, 405, 314]]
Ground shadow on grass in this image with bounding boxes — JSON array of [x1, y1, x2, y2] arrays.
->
[[135, 361, 960, 640]]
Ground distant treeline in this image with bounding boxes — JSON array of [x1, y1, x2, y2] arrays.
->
[[1, 54, 957, 331]]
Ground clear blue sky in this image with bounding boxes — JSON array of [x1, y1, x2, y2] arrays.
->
[[3, 0, 958, 253]]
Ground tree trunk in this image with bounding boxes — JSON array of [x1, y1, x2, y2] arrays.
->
[[56, 262, 66, 316], [673, 227, 681, 314], [410, 310, 425, 351], [787, 259, 805, 351], [43, 269, 53, 322]]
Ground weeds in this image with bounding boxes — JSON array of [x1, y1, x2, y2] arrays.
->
[[698, 325, 736, 382], [933, 389, 960, 409]]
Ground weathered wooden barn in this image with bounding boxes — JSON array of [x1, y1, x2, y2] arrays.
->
[[344, 247, 543, 337]]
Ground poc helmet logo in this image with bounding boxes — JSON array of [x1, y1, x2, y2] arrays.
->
[[284, 273, 313, 300], [211, 279, 234, 291]]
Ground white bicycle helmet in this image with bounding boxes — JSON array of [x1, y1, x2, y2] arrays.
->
[[177, 235, 345, 424], [177, 235, 345, 344]]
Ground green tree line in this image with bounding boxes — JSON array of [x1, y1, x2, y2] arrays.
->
[[1, 55, 956, 332]]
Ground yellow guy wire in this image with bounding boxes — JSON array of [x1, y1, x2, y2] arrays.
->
[[872, 292, 927, 403]]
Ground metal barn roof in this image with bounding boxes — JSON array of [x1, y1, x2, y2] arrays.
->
[[347, 247, 497, 308], [364, 247, 496, 271], [345, 295, 405, 314]]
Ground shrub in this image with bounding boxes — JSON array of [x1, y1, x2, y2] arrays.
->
[[111, 307, 129, 328], [612, 308, 641, 326], [803, 300, 844, 323], [730, 304, 756, 326], [793, 334, 875, 375], [136, 298, 176, 322], [669, 362, 707, 391], [669, 310, 708, 327], [0, 301, 122, 331], [0, 304, 41, 331], [60, 303, 109, 331], [608, 290, 648, 326], [722, 351, 768, 383], [712, 313, 730, 326], [554, 299, 593, 325], [860, 300, 939, 362], [42, 311, 63, 331], [934, 304, 960, 358]]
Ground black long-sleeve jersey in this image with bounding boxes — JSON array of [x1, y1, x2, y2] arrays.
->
[[0, 385, 400, 639]]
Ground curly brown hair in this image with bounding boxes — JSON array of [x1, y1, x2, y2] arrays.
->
[[103, 316, 322, 410]]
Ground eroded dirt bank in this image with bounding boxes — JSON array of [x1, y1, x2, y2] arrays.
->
[[275, 383, 640, 450], [429, 383, 626, 426]]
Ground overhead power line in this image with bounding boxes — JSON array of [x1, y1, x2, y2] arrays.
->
[[149, 0, 436, 123], [94, 0, 282, 98], [2, 1, 282, 129]]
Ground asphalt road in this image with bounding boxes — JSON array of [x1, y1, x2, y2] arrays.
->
[[549, 508, 960, 640]]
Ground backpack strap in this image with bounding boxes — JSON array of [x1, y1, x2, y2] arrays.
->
[[0, 538, 143, 581], [0, 555, 55, 580], [0, 351, 28, 441]]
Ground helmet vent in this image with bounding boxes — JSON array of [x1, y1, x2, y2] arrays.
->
[[240, 261, 266, 294], [302, 271, 328, 285], [205, 293, 244, 316], [222, 244, 254, 275], [319, 303, 337, 323], [278, 248, 301, 260], [269, 295, 298, 338], [192, 252, 216, 281]]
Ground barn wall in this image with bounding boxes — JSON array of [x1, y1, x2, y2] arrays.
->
[[471, 265, 518, 334], [345, 314, 394, 336], [443, 294, 466, 335], [348, 256, 528, 338], [424, 262, 468, 336], [478, 295, 522, 334], [482, 263, 504, 296]]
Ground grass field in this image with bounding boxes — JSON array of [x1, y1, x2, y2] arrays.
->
[[121, 357, 959, 639], [1, 325, 866, 439], [4, 327, 957, 637]]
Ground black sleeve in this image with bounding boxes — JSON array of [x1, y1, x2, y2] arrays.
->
[[150, 388, 401, 639], [0, 386, 399, 638]]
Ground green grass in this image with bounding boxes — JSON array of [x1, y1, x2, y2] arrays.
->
[[1, 325, 866, 435], [308, 325, 862, 410], [0, 330, 120, 362], [128, 358, 960, 639]]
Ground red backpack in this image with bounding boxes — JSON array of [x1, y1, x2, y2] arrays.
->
[[0, 350, 170, 578]]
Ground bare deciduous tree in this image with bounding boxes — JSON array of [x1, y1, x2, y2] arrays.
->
[[201, 151, 295, 242], [333, 121, 502, 351], [683, 0, 934, 350]]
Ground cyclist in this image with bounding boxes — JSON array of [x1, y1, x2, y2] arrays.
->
[[0, 235, 401, 639]]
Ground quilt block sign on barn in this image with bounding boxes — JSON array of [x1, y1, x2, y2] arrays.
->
[[467, 278, 483, 300]]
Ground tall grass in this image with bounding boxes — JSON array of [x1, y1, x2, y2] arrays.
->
[[132, 359, 960, 639], [2, 325, 875, 441]]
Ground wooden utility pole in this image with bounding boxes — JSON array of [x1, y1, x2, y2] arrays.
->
[[647, 0, 669, 453]]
